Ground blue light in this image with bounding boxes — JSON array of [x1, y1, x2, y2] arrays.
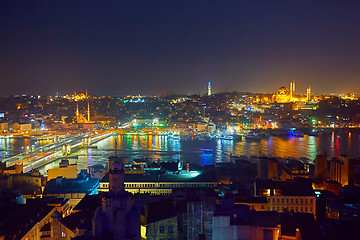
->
[[201, 153, 214, 166]]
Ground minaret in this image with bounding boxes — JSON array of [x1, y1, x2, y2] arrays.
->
[[290, 80, 295, 101], [208, 82, 212, 96], [76, 103, 79, 122], [87, 101, 90, 122], [307, 86, 311, 102]]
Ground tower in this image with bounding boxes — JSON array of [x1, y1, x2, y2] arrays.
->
[[307, 86, 311, 102], [93, 159, 140, 240], [208, 82, 212, 96]]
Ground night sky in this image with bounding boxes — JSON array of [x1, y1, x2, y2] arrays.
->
[[1, 1, 360, 96]]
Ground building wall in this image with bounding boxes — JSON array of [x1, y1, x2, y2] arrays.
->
[[0, 122, 8, 132], [315, 155, 328, 181], [12, 123, 32, 132], [267, 196, 316, 215], [339, 155, 349, 186], [187, 202, 214, 240], [235, 202, 268, 211], [11, 174, 42, 187], [21, 208, 56, 240], [3, 164, 23, 175], [99, 181, 217, 195], [212, 216, 280, 240], [47, 165, 77, 180], [45, 193, 85, 208], [146, 216, 177, 240]]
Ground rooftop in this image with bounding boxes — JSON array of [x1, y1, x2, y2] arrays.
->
[[100, 170, 217, 183]]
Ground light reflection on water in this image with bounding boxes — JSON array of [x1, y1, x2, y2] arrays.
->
[[73, 131, 360, 172], [2, 130, 359, 174]]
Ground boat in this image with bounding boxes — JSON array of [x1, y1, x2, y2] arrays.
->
[[245, 133, 261, 141], [201, 148, 214, 153], [171, 133, 180, 140], [216, 134, 234, 140]]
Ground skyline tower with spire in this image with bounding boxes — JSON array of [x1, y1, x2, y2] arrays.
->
[[208, 82, 212, 96]]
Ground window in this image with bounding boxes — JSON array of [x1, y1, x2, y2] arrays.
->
[[159, 226, 165, 234], [282, 199, 284, 203], [277, 199, 280, 203], [296, 207, 298, 212], [305, 207, 308, 212], [300, 199, 303, 204], [305, 199, 308, 203], [296, 199, 298, 204], [291, 199, 293, 203], [310, 207, 313, 213], [300, 207, 303, 212], [168, 225, 173, 234], [286, 199, 289, 204], [62, 232, 66, 237], [261, 205, 264, 209], [310, 199, 313, 203]]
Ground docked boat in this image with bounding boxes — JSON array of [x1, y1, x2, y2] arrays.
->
[[245, 133, 262, 141], [216, 134, 234, 140]]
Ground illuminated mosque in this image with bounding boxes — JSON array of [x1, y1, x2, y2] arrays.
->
[[273, 81, 312, 103], [75, 101, 92, 123], [73, 90, 93, 123]]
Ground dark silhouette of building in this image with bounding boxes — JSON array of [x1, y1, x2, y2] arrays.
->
[[92, 160, 140, 240]]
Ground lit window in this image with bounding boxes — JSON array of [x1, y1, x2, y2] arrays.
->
[[168, 225, 173, 233], [62, 232, 66, 237]]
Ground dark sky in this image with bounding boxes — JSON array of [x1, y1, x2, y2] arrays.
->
[[1, 1, 360, 96]]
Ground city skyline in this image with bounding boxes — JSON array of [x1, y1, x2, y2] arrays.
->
[[1, 1, 360, 96]]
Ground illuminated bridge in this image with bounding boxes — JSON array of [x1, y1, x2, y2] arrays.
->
[[2, 132, 113, 173]]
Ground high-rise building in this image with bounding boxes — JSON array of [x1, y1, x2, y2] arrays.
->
[[208, 82, 212, 96]]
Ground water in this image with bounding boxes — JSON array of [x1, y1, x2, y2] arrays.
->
[[0, 137, 53, 160], [1, 130, 360, 175]]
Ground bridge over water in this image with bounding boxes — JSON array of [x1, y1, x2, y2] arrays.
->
[[2, 132, 113, 173]]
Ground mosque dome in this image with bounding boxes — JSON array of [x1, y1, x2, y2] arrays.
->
[[274, 87, 291, 103]]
